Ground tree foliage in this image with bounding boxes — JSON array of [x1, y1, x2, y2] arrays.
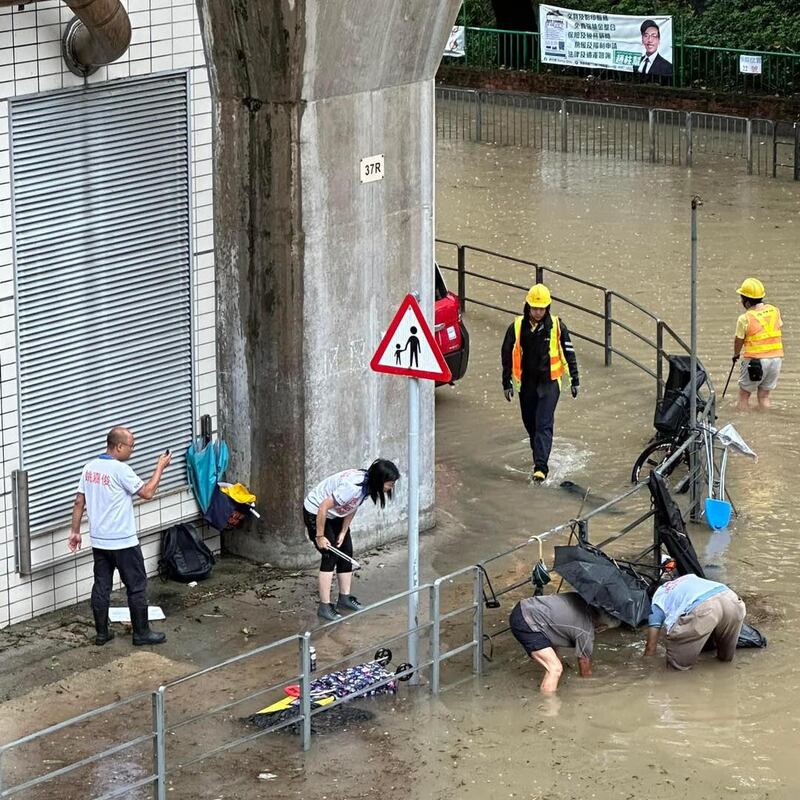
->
[[465, 0, 800, 52]]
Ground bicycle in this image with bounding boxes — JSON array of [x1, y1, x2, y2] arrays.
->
[[630, 426, 692, 489]]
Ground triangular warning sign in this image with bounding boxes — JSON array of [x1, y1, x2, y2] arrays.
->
[[370, 294, 452, 382]]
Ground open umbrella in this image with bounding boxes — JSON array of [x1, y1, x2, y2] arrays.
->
[[186, 436, 229, 513], [553, 544, 652, 627]]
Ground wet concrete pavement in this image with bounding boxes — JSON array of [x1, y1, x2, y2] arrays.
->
[[2, 141, 800, 798]]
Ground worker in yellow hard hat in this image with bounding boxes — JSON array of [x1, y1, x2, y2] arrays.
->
[[732, 278, 783, 411], [501, 283, 580, 484]]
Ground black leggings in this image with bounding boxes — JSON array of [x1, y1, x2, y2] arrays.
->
[[303, 509, 354, 573]]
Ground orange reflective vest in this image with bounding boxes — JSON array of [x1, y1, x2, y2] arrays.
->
[[511, 315, 570, 391], [742, 304, 783, 359]]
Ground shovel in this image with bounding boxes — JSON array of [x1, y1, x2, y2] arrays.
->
[[704, 428, 732, 530]]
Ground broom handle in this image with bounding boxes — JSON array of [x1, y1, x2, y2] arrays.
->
[[722, 359, 736, 399]]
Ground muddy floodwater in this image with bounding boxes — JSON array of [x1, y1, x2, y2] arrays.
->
[[2, 143, 799, 800], [427, 140, 800, 799]]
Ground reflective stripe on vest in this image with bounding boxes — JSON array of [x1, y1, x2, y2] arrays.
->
[[511, 315, 570, 391], [743, 305, 783, 359]]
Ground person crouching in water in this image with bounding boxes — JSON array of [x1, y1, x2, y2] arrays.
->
[[509, 593, 619, 693], [501, 283, 580, 484], [303, 459, 400, 620]]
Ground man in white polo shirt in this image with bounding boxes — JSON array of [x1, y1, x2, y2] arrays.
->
[[68, 427, 172, 646]]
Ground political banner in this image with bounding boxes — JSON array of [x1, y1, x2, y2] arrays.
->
[[539, 5, 673, 79], [444, 26, 466, 58]]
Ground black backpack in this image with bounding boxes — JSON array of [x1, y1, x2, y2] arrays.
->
[[158, 523, 215, 583]]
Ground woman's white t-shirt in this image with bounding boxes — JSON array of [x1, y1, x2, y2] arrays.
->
[[303, 469, 367, 518]]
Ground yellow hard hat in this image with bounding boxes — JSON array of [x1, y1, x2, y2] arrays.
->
[[526, 283, 552, 308], [736, 278, 765, 299]]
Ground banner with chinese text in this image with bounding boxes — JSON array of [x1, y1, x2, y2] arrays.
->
[[539, 5, 673, 77]]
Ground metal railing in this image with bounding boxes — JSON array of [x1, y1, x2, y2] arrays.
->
[[435, 238, 715, 410], [436, 86, 798, 179], [475, 432, 701, 661], [451, 27, 800, 97], [0, 573, 485, 798]]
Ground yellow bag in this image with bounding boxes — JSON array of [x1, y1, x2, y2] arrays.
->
[[219, 482, 256, 505]]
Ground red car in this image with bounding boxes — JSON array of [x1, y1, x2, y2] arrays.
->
[[434, 264, 469, 385]]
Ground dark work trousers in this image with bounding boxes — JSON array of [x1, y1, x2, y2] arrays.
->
[[518, 380, 560, 475], [91, 545, 148, 612]]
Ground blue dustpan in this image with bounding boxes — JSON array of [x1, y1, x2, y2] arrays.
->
[[705, 497, 732, 530], [704, 435, 732, 530]]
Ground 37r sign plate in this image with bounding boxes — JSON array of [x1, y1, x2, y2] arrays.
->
[[360, 154, 385, 184]]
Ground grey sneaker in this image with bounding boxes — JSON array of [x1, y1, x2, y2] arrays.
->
[[337, 594, 363, 612], [317, 602, 342, 621]]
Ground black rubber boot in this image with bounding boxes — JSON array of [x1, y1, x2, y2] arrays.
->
[[336, 594, 363, 612], [317, 602, 342, 621], [131, 607, 166, 646], [92, 608, 115, 646]]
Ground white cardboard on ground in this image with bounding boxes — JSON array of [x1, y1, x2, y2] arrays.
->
[[109, 606, 165, 623]]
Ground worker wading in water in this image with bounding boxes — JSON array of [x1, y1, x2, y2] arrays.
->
[[732, 277, 783, 411], [501, 284, 580, 484]]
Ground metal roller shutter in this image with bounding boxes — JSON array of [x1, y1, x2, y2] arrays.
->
[[10, 73, 194, 534]]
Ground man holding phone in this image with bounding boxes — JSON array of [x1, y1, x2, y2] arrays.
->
[[69, 427, 172, 646]]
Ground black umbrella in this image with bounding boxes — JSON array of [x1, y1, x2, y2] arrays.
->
[[553, 544, 652, 627], [648, 471, 705, 577]]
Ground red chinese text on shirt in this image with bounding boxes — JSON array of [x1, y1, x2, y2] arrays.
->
[[84, 471, 111, 487]]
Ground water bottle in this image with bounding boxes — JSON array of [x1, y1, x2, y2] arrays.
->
[[309, 646, 317, 672]]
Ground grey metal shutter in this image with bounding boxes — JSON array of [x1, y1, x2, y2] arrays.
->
[[10, 73, 194, 533]]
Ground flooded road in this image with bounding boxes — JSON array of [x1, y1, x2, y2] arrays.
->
[[426, 140, 800, 799], [3, 142, 799, 800]]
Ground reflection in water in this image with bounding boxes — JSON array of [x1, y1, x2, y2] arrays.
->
[[428, 140, 800, 800]]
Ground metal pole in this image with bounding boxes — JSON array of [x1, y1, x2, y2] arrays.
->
[[12, 469, 31, 576], [689, 197, 700, 521], [604, 292, 612, 367], [430, 583, 441, 694], [746, 118, 753, 175], [686, 112, 693, 168], [472, 568, 484, 677], [795, 123, 800, 182], [457, 245, 466, 313], [299, 633, 311, 751], [656, 321, 664, 404], [560, 98, 567, 153], [771, 123, 777, 179], [407, 377, 420, 685], [152, 689, 166, 800], [648, 108, 656, 163]]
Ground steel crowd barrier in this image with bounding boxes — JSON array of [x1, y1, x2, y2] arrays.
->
[[435, 86, 798, 180]]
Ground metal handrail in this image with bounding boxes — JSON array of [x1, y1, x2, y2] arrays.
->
[[435, 239, 717, 406]]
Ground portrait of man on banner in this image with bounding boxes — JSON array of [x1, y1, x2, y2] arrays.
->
[[635, 19, 673, 81]]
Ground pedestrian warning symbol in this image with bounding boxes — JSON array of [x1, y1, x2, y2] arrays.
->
[[370, 294, 452, 382]]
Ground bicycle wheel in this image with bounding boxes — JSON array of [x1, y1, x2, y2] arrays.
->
[[631, 439, 687, 485]]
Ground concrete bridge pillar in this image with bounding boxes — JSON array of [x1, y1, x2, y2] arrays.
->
[[196, 0, 461, 565]]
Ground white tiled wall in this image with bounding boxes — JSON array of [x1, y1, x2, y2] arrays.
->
[[0, 1, 218, 629]]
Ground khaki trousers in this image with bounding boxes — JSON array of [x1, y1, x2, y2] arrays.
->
[[664, 589, 746, 670]]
